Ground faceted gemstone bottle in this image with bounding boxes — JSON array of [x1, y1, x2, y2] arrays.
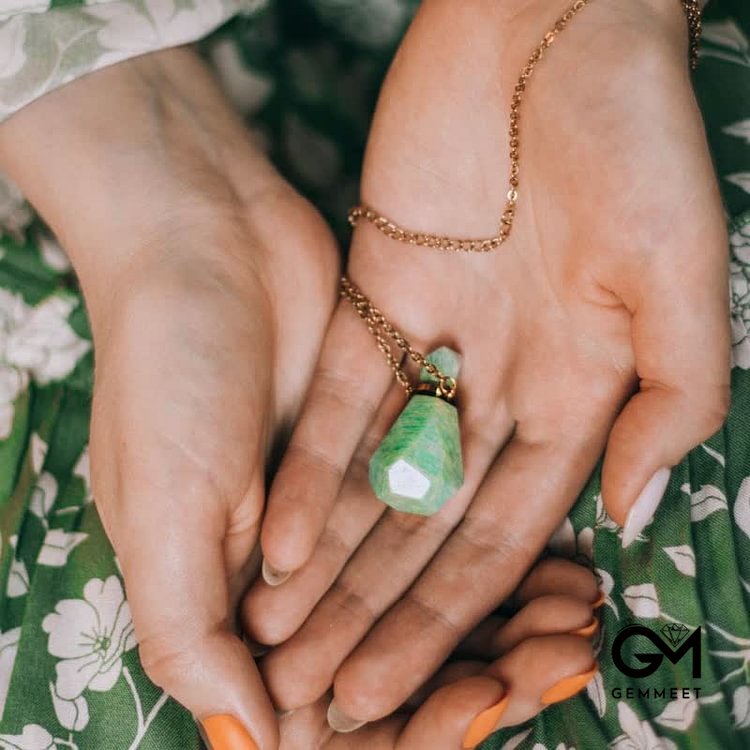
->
[[369, 347, 464, 515]]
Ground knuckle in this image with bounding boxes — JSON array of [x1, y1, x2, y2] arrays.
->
[[695, 385, 731, 437], [334, 660, 394, 719], [405, 590, 462, 640], [314, 367, 379, 424], [138, 634, 197, 692], [458, 514, 529, 566], [282, 440, 345, 485], [330, 578, 377, 626]]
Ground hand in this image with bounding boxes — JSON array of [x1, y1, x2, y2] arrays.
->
[[0, 48, 338, 748], [275, 558, 602, 750], [246, 0, 729, 727]]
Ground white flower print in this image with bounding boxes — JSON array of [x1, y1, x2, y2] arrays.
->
[[595, 493, 620, 533], [595, 567, 619, 619], [0, 0, 51, 15], [610, 702, 678, 750], [732, 685, 750, 729], [0, 366, 27, 440], [35, 232, 71, 273], [5, 294, 90, 383], [735, 476, 750, 542], [662, 545, 696, 578], [85, 0, 234, 66], [0, 16, 28, 81], [37, 530, 89, 568], [50, 682, 89, 733], [42, 576, 136, 701], [681, 482, 729, 521], [29, 472, 57, 528], [730, 219, 750, 368], [0, 290, 90, 440], [0, 173, 33, 241], [707, 621, 750, 683], [0, 627, 20, 720], [727, 173, 750, 194], [499, 730, 532, 750], [548, 517, 594, 561], [654, 695, 698, 731], [724, 119, 750, 146], [6, 535, 28, 599], [587, 671, 607, 718], [209, 38, 273, 116], [622, 583, 660, 619], [73, 448, 92, 504], [0, 725, 54, 750], [312, 0, 408, 48], [701, 20, 750, 67]]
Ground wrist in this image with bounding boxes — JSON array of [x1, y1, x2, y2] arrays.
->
[[0, 47, 279, 313]]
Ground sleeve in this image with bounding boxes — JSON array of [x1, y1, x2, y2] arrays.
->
[[0, 0, 267, 123]]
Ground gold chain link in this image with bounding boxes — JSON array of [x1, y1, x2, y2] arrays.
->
[[339, 276, 458, 399], [682, 0, 703, 71], [341, 0, 703, 394]]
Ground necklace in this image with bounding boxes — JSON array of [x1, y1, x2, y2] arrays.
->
[[340, 0, 703, 516]]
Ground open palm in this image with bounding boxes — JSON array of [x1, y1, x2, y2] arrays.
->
[[248, 0, 729, 730]]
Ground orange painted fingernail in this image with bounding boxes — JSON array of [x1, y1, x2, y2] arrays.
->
[[462, 693, 509, 749], [541, 666, 598, 705], [571, 619, 599, 638], [591, 590, 606, 609], [201, 715, 258, 750]]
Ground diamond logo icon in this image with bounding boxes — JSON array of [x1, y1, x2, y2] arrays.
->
[[659, 623, 689, 648]]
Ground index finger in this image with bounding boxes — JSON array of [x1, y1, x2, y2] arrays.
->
[[260, 298, 395, 578]]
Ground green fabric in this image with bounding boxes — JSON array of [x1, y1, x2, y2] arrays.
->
[[0, 1, 749, 748]]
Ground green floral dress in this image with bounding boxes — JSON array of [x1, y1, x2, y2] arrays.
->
[[1, 1, 750, 749]]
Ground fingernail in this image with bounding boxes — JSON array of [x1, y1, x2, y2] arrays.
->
[[621, 467, 671, 549], [462, 692, 510, 749], [591, 590, 606, 609], [201, 715, 258, 750], [262, 558, 291, 586], [327, 699, 367, 733], [571, 619, 599, 638], [540, 665, 598, 705]]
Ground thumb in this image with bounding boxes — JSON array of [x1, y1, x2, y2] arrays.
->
[[114, 474, 277, 750], [601, 233, 730, 548]]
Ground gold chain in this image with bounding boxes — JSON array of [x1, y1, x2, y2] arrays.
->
[[348, 0, 702, 252], [349, 0, 593, 253], [340, 276, 458, 400], [682, 0, 703, 71], [341, 0, 702, 393]]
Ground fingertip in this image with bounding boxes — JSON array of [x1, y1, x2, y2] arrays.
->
[[485, 633, 595, 726], [259, 504, 315, 575], [540, 664, 598, 706], [326, 698, 367, 733], [261, 465, 337, 574], [396, 676, 506, 750], [261, 558, 291, 587], [200, 714, 260, 750], [461, 689, 509, 749], [619, 466, 670, 548]]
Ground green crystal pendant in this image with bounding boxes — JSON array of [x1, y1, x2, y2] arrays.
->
[[369, 347, 464, 515]]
